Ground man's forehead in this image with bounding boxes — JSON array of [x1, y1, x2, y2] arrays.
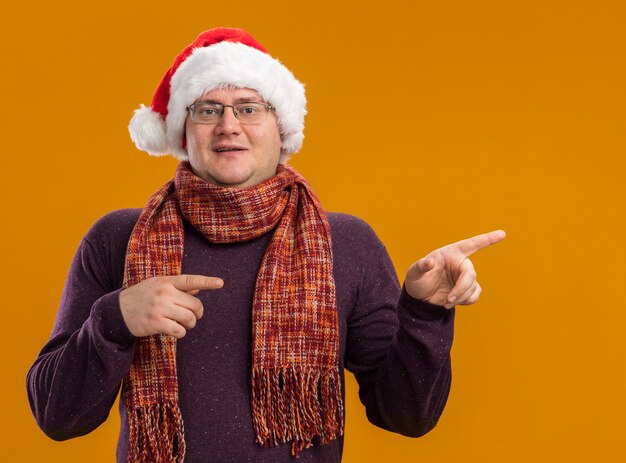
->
[[197, 87, 264, 103]]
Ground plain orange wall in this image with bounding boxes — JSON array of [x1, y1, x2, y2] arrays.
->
[[3, 1, 624, 461]]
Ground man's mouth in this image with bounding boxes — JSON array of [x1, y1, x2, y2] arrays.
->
[[213, 146, 246, 153]]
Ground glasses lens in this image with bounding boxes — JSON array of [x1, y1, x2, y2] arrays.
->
[[191, 103, 222, 123], [234, 103, 267, 124]]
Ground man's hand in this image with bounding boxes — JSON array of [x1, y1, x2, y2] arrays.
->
[[119, 274, 224, 339], [405, 230, 506, 309]]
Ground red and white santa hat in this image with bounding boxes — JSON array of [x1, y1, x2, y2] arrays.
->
[[129, 28, 306, 162]]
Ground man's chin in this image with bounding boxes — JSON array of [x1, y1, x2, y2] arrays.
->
[[207, 170, 255, 189]]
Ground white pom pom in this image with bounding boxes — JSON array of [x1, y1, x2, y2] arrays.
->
[[128, 105, 170, 155]]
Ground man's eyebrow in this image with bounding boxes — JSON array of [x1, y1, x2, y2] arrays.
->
[[194, 98, 265, 105]]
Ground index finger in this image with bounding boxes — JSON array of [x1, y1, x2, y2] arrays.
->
[[455, 229, 506, 257], [169, 274, 224, 292]]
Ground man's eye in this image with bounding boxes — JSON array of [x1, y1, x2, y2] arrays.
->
[[198, 107, 218, 116], [238, 105, 260, 114]]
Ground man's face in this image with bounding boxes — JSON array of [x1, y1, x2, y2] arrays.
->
[[185, 87, 283, 188]]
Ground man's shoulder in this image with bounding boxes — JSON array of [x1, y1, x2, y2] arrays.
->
[[83, 208, 142, 246], [327, 211, 373, 231], [326, 212, 385, 251]]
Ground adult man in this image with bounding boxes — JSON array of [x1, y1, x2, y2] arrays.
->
[[27, 28, 504, 462]]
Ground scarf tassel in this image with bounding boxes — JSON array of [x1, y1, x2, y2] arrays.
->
[[126, 402, 186, 463], [251, 367, 344, 458]]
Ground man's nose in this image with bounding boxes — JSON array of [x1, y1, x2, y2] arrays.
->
[[216, 106, 241, 134]]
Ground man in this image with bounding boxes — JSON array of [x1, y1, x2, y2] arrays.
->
[[27, 28, 505, 462]]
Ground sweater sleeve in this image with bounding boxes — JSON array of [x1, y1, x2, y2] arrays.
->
[[344, 233, 454, 438], [26, 212, 138, 440]]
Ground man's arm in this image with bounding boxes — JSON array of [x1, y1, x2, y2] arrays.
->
[[26, 212, 224, 440], [26, 236, 136, 440], [344, 241, 454, 437], [344, 228, 504, 436]]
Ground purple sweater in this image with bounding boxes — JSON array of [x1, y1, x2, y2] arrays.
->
[[27, 209, 454, 462]]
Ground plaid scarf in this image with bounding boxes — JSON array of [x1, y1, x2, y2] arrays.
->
[[122, 161, 344, 462]]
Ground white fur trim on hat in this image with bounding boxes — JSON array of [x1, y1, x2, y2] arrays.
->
[[129, 104, 170, 156]]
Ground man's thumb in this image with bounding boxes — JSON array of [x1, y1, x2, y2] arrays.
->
[[407, 257, 434, 280]]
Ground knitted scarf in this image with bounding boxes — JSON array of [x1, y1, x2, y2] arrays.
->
[[122, 161, 344, 462]]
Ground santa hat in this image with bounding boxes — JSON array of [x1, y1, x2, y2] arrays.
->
[[129, 28, 306, 162]]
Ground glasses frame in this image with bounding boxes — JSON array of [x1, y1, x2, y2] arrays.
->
[[186, 101, 276, 125]]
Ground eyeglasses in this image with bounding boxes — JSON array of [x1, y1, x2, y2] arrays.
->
[[186, 101, 275, 124]]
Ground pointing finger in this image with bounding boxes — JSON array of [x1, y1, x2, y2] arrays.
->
[[169, 274, 224, 292], [455, 229, 506, 257]]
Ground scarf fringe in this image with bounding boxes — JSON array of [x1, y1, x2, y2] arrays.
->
[[126, 402, 186, 463], [251, 366, 344, 457]]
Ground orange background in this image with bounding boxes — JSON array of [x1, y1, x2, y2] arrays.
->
[[2, 1, 624, 461]]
